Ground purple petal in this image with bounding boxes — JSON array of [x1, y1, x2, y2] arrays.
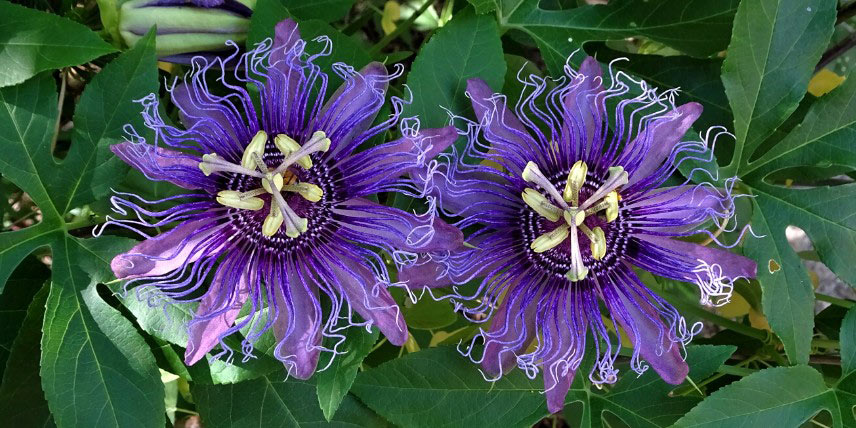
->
[[562, 57, 605, 158], [184, 270, 250, 365], [272, 268, 321, 380], [334, 198, 463, 252], [329, 257, 408, 346], [110, 142, 215, 191], [318, 62, 389, 156], [627, 185, 727, 233], [636, 235, 758, 280], [613, 288, 688, 385], [339, 126, 459, 194], [545, 370, 575, 414], [271, 19, 302, 64], [467, 78, 540, 173], [481, 291, 536, 376], [172, 82, 251, 153], [621, 102, 703, 186], [264, 19, 314, 137], [111, 218, 220, 279]]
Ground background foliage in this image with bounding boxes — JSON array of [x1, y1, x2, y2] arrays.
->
[[0, 0, 854, 426]]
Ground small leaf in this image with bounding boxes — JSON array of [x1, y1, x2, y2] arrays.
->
[[405, 7, 506, 129], [316, 327, 379, 421]]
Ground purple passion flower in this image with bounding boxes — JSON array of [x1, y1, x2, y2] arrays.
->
[[104, 19, 460, 378], [400, 57, 758, 412]]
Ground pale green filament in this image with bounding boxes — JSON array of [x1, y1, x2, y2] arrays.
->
[[205, 131, 328, 238], [522, 160, 625, 282]]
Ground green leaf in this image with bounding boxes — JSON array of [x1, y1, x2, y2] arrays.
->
[[352, 346, 549, 427], [0, 1, 117, 87], [316, 327, 379, 421], [467, 0, 497, 14], [402, 297, 458, 330], [728, 30, 856, 365], [279, 0, 354, 22], [405, 7, 506, 129], [566, 345, 736, 428], [674, 366, 835, 427], [503, 0, 739, 75], [0, 256, 49, 376], [0, 282, 54, 428], [721, 0, 835, 172], [0, 30, 164, 428], [193, 376, 389, 427]]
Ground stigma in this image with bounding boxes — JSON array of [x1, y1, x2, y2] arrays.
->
[[203, 130, 329, 238], [521, 160, 625, 281]]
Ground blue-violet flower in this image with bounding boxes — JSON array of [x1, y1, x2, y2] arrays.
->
[[400, 57, 758, 412], [106, 19, 460, 378]]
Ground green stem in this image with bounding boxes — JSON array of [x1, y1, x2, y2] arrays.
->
[[369, 0, 434, 56], [815, 292, 855, 309], [669, 299, 771, 342], [715, 364, 757, 377], [812, 338, 840, 350], [672, 355, 760, 396]]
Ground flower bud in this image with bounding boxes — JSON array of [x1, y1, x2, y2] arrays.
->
[[119, 0, 253, 58]]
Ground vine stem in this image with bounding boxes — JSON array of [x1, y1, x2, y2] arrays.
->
[[50, 68, 68, 155], [815, 292, 855, 309], [369, 0, 434, 56]]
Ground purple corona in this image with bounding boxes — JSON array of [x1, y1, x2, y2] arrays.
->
[[400, 57, 758, 412], [104, 19, 460, 378]]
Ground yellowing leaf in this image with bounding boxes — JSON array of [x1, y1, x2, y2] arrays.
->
[[808, 68, 845, 97], [718, 293, 751, 318], [381, 1, 401, 35], [748, 308, 771, 331]]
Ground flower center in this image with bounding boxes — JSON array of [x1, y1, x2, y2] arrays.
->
[[199, 130, 330, 238], [520, 160, 628, 282]]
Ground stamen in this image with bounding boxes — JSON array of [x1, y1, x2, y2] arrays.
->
[[273, 131, 331, 174], [216, 190, 264, 211], [583, 191, 619, 222], [521, 161, 569, 210], [565, 223, 589, 282], [563, 160, 587, 205], [282, 183, 323, 202], [269, 186, 309, 238], [579, 224, 606, 260], [274, 134, 312, 169], [262, 199, 284, 237], [579, 166, 627, 210], [241, 131, 268, 170], [261, 173, 284, 194], [522, 188, 562, 221], [530, 224, 569, 253]]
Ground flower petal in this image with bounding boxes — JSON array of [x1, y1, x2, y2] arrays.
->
[[111, 142, 215, 191], [329, 256, 408, 346], [318, 62, 389, 155], [545, 370, 575, 414], [110, 218, 220, 279], [467, 78, 540, 173], [172, 82, 251, 152], [272, 265, 322, 380], [622, 102, 703, 186], [264, 19, 316, 138], [481, 289, 536, 376], [334, 198, 463, 252], [184, 269, 250, 365], [563, 57, 605, 157], [627, 185, 727, 233], [635, 234, 758, 280], [613, 287, 688, 385]]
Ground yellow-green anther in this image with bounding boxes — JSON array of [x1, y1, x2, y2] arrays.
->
[[285, 216, 309, 238], [583, 225, 606, 260], [241, 130, 267, 169], [274, 134, 312, 169], [563, 209, 586, 226], [563, 160, 587, 205], [216, 190, 264, 211], [522, 188, 561, 222], [309, 130, 331, 152], [261, 173, 284, 194], [604, 191, 619, 222], [283, 183, 323, 202], [530, 224, 570, 253], [262, 200, 283, 237]]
